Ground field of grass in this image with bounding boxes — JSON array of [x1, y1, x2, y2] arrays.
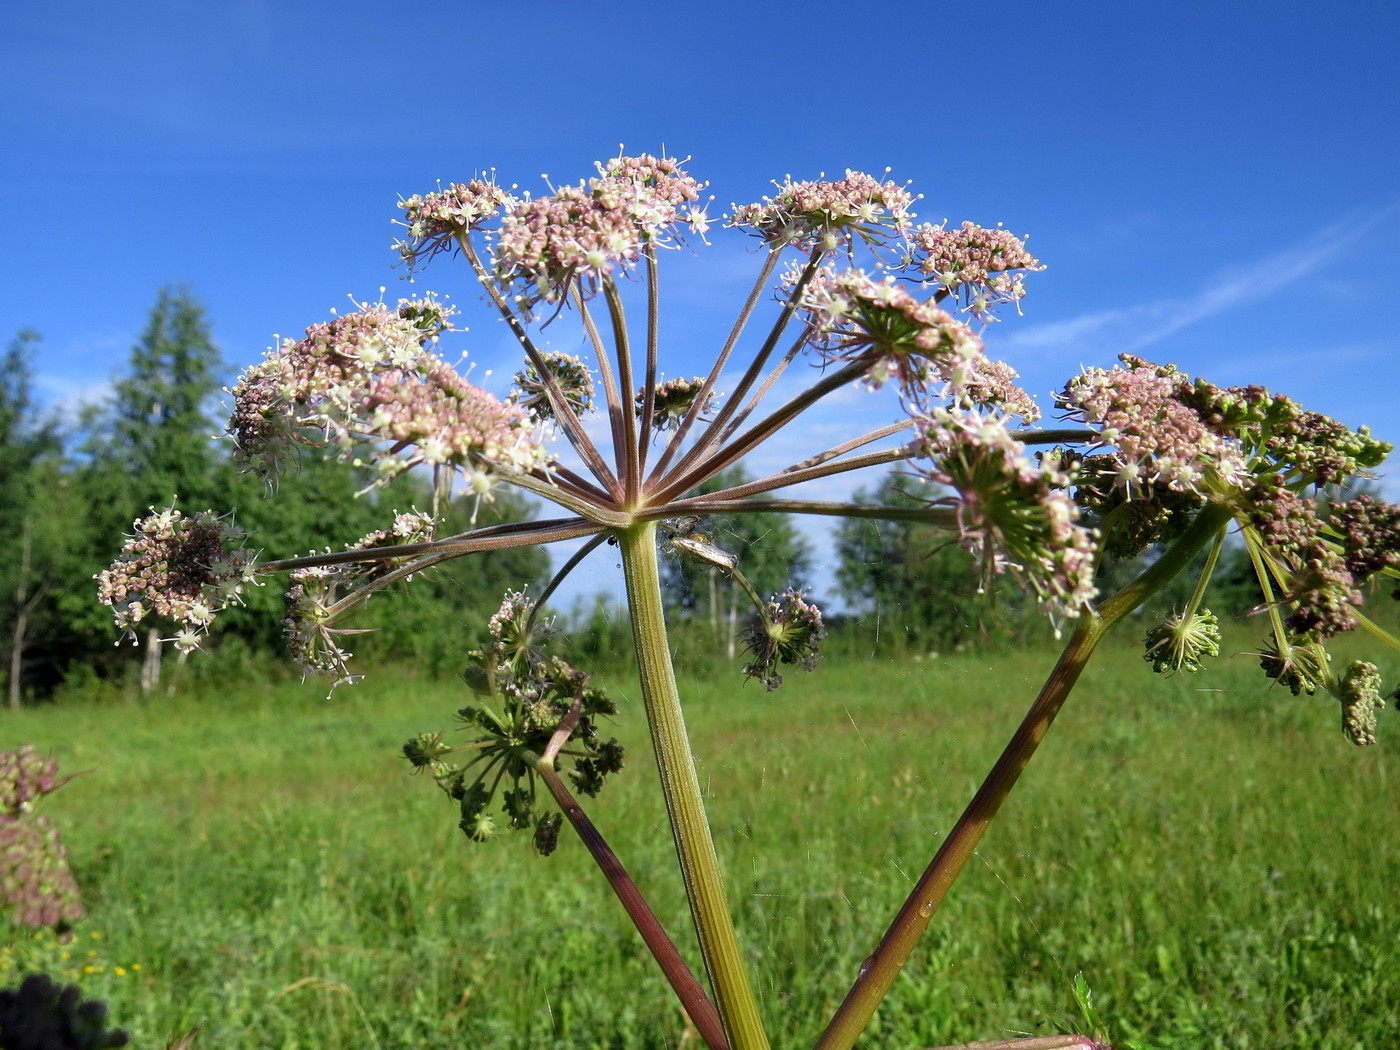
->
[[4, 633, 1398, 1049]]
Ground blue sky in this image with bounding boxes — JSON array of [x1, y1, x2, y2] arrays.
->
[[5, 1, 1399, 607]]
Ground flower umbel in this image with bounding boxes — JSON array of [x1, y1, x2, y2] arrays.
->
[[915, 408, 1098, 622], [728, 170, 915, 252], [227, 295, 548, 496], [1143, 608, 1222, 674], [800, 269, 1039, 419], [494, 152, 705, 307], [395, 176, 515, 269], [0, 747, 85, 937], [512, 351, 597, 421], [908, 220, 1044, 320], [95, 507, 257, 652], [742, 590, 827, 691]]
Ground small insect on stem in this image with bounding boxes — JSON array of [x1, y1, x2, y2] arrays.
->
[[662, 516, 739, 570]]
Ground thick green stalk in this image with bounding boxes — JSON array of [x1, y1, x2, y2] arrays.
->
[[617, 523, 770, 1050], [813, 502, 1234, 1050]]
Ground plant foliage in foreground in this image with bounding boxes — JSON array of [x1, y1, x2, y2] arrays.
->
[[86, 150, 1399, 1048]]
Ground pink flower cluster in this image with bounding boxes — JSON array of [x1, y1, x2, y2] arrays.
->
[[801, 270, 1040, 420], [1059, 359, 1248, 497], [396, 177, 515, 268], [728, 170, 915, 251], [348, 509, 438, 556], [1, 746, 64, 819], [96, 507, 257, 653], [915, 408, 1097, 621], [2, 746, 86, 935], [910, 221, 1043, 319], [494, 153, 706, 305], [228, 296, 549, 489]]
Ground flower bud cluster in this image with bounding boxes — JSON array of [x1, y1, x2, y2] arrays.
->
[[1176, 376, 1391, 486], [1244, 476, 1361, 640], [1339, 660, 1385, 746], [1, 747, 85, 937], [511, 351, 596, 422], [741, 590, 827, 691], [1143, 609, 1221, 674], [908, 221, 1043, 320], [915, 408, 1098, 622], [1059, 358, 1249, 498], [1329, 496, 1400, 590], [800, 270, 1039, 420], [96, 507, 257, 653], [407, 593, 623, 856], [1265, 410, 1390, 487], [640, 376, 718, 431], [227, 296, 548, 491], [395, 177, 515, 269], [494, 153, 706, 306], [728, 170, 914, 251]]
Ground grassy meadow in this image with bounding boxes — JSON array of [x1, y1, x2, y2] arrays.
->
[[4, 634, 1398, 1049]]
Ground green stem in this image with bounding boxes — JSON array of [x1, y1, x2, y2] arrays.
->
[[812, 502, 1234, 1050], [617, 523, 770, 1050]]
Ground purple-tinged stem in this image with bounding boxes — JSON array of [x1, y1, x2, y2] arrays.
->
[[573, 291, 632, 491], [602, 281, 642, 504], [535, 701, 729, 1050], [259, 517, 602, 574], [660, 249, 826, 486], [650, 360, 871, 504], [638, 248, 661, 476], [455, 232, 623, 497], [648, 246, 787, 483]]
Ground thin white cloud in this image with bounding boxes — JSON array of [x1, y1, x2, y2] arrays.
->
[[1002, 201, 1400, 359]]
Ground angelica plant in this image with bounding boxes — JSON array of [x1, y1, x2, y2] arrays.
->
[[98, 150, 1399, 1050]]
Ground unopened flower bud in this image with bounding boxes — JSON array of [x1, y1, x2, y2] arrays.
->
[[402, 732, 450, 770], [1143, 609, 1221, 675], [1339, 660, 1384, 746], [533, 813, 563, 857]]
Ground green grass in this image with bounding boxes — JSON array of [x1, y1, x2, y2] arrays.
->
[[5, 635, 1398, 1049]]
